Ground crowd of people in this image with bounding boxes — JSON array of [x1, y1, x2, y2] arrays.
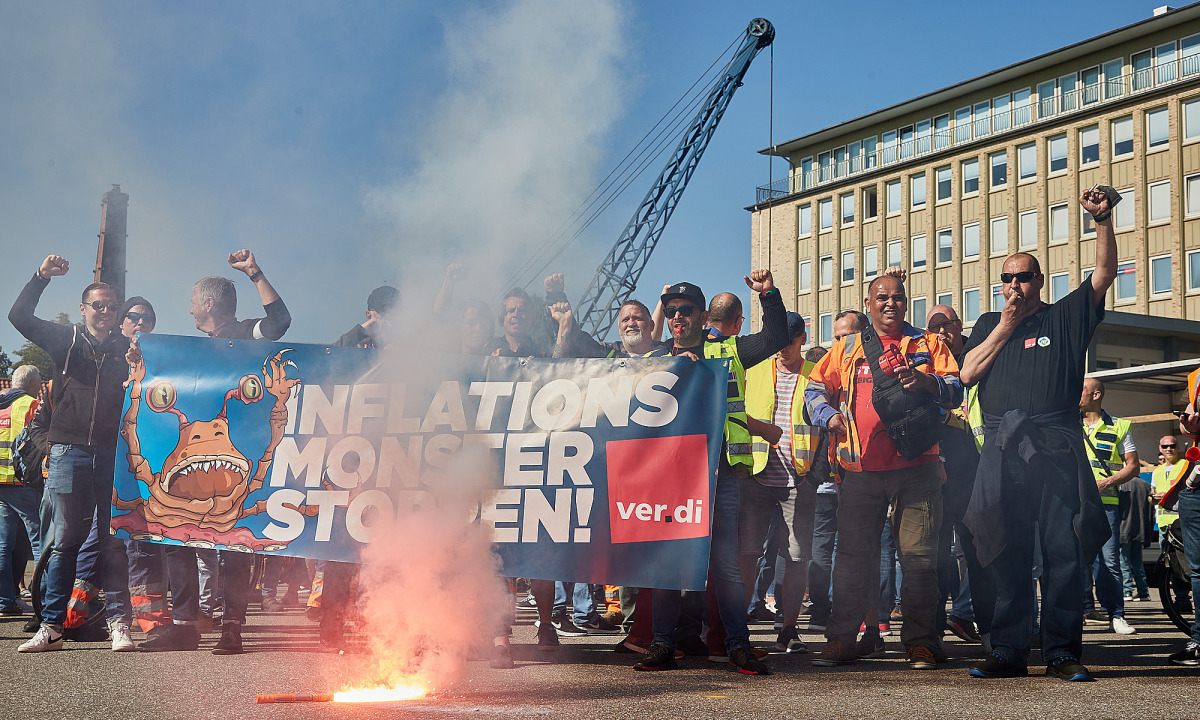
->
[[1, 183, 1199, 682]]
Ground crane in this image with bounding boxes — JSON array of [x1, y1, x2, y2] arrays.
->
[[572, 18, 774, 339]]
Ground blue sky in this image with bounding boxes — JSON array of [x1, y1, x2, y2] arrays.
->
[[0, 0, 1151, 357]]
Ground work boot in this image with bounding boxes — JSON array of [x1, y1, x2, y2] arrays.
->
[[212, 624, 244, 655]]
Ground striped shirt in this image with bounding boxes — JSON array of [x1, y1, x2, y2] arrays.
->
[[758, 365, 800, 488]]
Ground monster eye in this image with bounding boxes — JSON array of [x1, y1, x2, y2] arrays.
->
[[240, 375, 263, 401], [146, 381, 177, 412]]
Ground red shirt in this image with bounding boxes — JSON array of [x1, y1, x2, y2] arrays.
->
[[851, 334, 937, 472]]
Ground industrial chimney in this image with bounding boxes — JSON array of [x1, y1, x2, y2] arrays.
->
[[94, 184, 128, 300]]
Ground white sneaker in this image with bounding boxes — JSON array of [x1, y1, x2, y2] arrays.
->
[[18, 624, 64, 653], [1110, 617, 1137, 635], [109, 621, 136, 652]]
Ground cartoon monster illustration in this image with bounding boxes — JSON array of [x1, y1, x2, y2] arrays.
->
[[113, 348, 312, 551]]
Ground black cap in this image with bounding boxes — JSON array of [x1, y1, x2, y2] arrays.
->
[[367, 286, 400, 313], [661, 282, 705, 308], [786, 312, 806, 339]]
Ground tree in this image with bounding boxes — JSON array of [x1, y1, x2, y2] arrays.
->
[[11, 312, 72, 379], [0, 347, 11, 378]]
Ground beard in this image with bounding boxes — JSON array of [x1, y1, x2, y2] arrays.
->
[[622, 328, 645, 348]]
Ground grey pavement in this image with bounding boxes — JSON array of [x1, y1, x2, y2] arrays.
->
[[1, 597, 1197, 720]]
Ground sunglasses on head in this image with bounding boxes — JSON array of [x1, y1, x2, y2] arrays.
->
[[663, 305, 697, 319], [1000, 271, 1038, 284], [126, 311, 153, 325], [86, 301, 120, 312]]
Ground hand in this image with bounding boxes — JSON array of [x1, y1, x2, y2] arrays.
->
[[262, 349, 301, 404], [444, 262, 466, 283], [126, 340, 145, 386], [998, 287, 1026, 328], [549, 301, 572, 327], [1181, 407, 1200, 435], [544, 273, 565, 294], [884, 266, 907, 283], [896, 366, 937, 395], [361, 309, 390, 336], [678, 351, 700, 363], [827, 413, 847, 436], [761, 422, 784, 446], [228, 249, 261, 277], [744, 269, 774, 293], [1079, 187, 1111, 220], [39, 255, 69, 278]]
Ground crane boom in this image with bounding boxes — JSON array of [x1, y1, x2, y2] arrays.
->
[[574, 18, 774, 338]]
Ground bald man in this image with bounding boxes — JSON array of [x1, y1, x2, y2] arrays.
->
[[707, 293, 743, 340]]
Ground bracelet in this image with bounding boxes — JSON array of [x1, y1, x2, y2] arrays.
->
[[35, 270, 46, 281], [248, 270, 263, 282], [1092, 209, 1111, 222], [760, 288, 779, 297]]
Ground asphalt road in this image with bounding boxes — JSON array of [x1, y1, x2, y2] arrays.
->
[[1, 597, 1197, 720]]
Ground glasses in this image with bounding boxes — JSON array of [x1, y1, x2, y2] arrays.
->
[[86, 301, 120, 312], [663, 305, 697, 319], [126, 311, 153, 325], [927, 320, 960, 332], [1161, 444, 1177, 449], [1000, 271, 1038, 284]]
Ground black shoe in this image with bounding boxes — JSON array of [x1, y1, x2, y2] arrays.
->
[[1083, 610, 1106, 623], [612, 638, 641, 654], [970, 651, 1028, 678], [677, 634, 709, 657], [140, 624, 200, 652], [947, 615, 981, 643], [548, 615, 587, 637], [23, 618, 41, 633], [775, 626, 808, 654], [211, 624, 244, 655], [727, 646, 770, 675], [63, 621, 109, 643], [489, 643, 515, 669], [1169, 640, 1200, 666], [634, 643, 678, 671], [747, 607, 776, 623], [0, 607, 24, 616], [536, 621, 559, 651], [855, 629, 885, 659], [582, 616, 622, 634], [1045, 656, 1094, 681], [515, 595, 537, 610]]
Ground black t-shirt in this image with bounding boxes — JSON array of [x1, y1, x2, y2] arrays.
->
[[962, 279, 1104, 417]]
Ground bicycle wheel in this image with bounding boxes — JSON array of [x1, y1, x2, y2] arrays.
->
[[1158, 555, 1194, 635]]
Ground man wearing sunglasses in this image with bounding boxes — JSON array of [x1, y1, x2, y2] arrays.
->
[[633, 270, 788, 676], [961, 187, 1119, 682], [9, 254, 136, 652]]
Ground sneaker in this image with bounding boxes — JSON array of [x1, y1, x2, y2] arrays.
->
[[536, 622, 559, 652], [1110, 617, 1136, 635], [855, 629, 886, 659], [515, 595, 537, 610], [1045, 656, 1094, 681], [140, 624, 200, 652], [947, 615, 981, 643], [17, 624, 63, 653], [1083, 610, 1106, 623], [773, 613, 785, 631], [747, 607, 776, 623], [109, 621, 136, 652], [1169, 640, 1200, 666], [1122, 593, 1134, 601], [304, 606, 323, 622], [707, 650, 729, 663], [63, 621, 109, 643], [807, 620, 827, 633], [261, 597, 284, 612], [211, 624, 244, 655], [906, 644, 936, 670], [549, 615, 587, 637], [969, 651, 1028, 678], [613, 638, 645, 654], [633, 643, 678, 671], [728, 646, 770, 675], [489, 643, 515, 669], [775, 627, 808, 654], [812, 639, 857, 666], [677, 634, 709, 657], [0, 606, 24, 616], [22, 618, 40, 634], [980, 632, 992, 655], [878, 622, 891, 637], [582, 616, 622, 634], [1136, 595, 1151, 602]]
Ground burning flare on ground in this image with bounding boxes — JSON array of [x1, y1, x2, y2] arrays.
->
[[333, 682, 427, 703]]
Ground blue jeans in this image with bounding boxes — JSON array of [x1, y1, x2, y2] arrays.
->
[[880, 522, 900, 623], [747, 505, 783, 615], [1119, 541, 1149, 599], [807, 491, 838, 625], [195, 548, 222, 616], [1084, 503, 1124, 619], [0, 483, 42, 609], [652, 462, 750, 652], [41, 444, 131, 627], [1177, 487, 1200, 643]]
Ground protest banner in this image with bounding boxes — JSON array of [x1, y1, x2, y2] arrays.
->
[[113, 334, 728, 590]]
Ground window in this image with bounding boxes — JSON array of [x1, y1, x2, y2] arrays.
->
[[1018, 143, 1037, 180], [1013, 87, 1032, 125], [1049, 203, 1068, 244], [1112, 116, 1133, 159], [900, 125, 914, 160], [1050, 272, 1070, 302], [1081, 66, 1101, 105], [911, 234, 927, 270], [841, 250, 855, 284], [1133, 49, 1153, 91], [915, 119, 932, 155], [1079, 126, 1099, 165], [1103, 58, 1124, 100], [936, 166, 952, 202], [819, 198, 833, 230], [1082, 207, 1095, 236], [798, 260, 812, 294], [864, 136, 878, 169], [798, 204, 811, 236], [887, 180, 901, 214], [1185, 33, 1200, 77], [934, 114, 950, 149], [1058, 72, 1076, 113], [863, 186, 878, 220], [1158, 41, 1178, 85], [1115, 187, 1135, 229], [882, 130, 898, 165], [864, 245, 879, 279], [1149, 180, 1171, 224], [991, 284, 1004, 312], [936, 292, 952, 307], [993, 93, 1010, 133], [911, 173, 926, 208], [848, 141, 861, 173], [1116, 261, 1136, 302], [819, 313, 832, 345], [1190, 250, 1200, 292], [800, 157, 814, 190], [1186, 98, 1200, 141], [1037, 80, 1056, 119], [974, 100, 991, 137], [990, 215, 1009, 255], [841, 192, 854, 226], [911, 297, 926, 327], [962, 159, 979, 196], [1151, 254, 1172, 296], [963, 222, 980, 259], [1048, 134, 1067, 174], [1019, 209, 1038, 249], [820, 255, 833, 289], [990, 151, 1007, 188], [819, 151, 832, 182], [955, 106, 972, 143], [963, 288, 980, 324], [1147, 107, 1169, 149], [936, 229, 953, 266], [834, 146, 847, 178], [887, 240, 902, 267], [1188, 174, 1200, 216]]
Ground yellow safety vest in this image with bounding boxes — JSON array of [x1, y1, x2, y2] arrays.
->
[[1153, 458, 1188, 526], [704, 337, 751, 468], [1082, 413, 1133, 506], [0, 393, 38, 485], [965, 386, 985, 452], [746, 358, 819, 476]]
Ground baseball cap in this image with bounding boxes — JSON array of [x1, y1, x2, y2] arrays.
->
[[660, 282, 705, 308], [367, 286, 400, 313], [786, 312, 806, 339]]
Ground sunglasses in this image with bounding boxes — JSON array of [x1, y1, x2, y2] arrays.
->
[[126, 311, 154, 325], [1161, 444, 1177, 449], [1000, 271, 1038, 284], [663, 305, 697, 319], [86, 301, 120, 312]]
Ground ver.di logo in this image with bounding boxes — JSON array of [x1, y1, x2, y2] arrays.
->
[[1038, 336, 1050, 347]]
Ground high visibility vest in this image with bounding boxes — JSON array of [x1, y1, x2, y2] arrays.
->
[[746, 358, 819, 476], [1189, 368, 1200, 408], [1082, 412, 1133, 506], [0, 393, 38, 485], [965, 386, 985, 452], [1153, 458, 1188, 527], [704, 337, 752, 468]]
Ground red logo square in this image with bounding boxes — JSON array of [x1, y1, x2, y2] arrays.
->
[[1024, 338, 1037, 349], [606, 434, 710, 544]]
